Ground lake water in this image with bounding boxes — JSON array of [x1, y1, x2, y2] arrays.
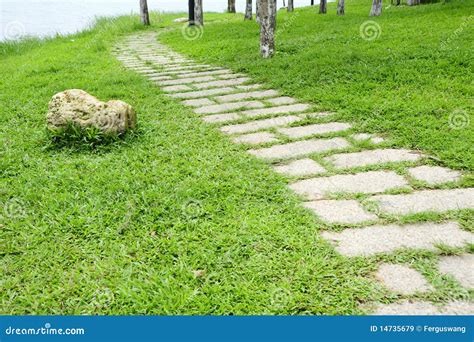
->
[[0, 0, 318, 41]]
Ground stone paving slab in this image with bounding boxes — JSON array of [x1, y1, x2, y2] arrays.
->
[[219, 73, 246, 80], [175, 69, 232, 78], [214, 90, 279, 103], [182, 98, 215, 107], [321, 222, 473, 257], [220, 115, 303, 135], [324, 149, 423, 169], [266, 97, 297, 105], [162, 85, 193, 92], [158, 76, 216, 86], [242, 104, 311, 118], [278, 122, 352, 139], [274, 158, 326, 177], [232, 132, 278, 145], [236, 84, 262, 90], [375, 264, 433, 295], [192, 78, 251, 90], [372, 188, 474, 215], [249, 137, 350, 161], [407, 165, 461, 185], [438, 254, 474, 288], [290, 171, 408, 200], [202, 113, 242, 123], [194, 101, 265, 115], [372, 300, 474, 315], [304, 200, 377, 224], [169, 87, 238, 99]]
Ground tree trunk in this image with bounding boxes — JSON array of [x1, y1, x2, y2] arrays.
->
[[256, 0, 261, 24], [189, 0, 195, 25], [319, 0, 327, 14], [311, 0, 314, 5], [288, 0, 294, 12], [228, 0, 236, 13], [245, 0, 253, 20], [260, 0, 277, 58], [194, 0, 203, 25], [139, 0, 150, 25], [369, 0, 382, 16], [337, 0, 345, 15], [396, 0, 400, 5]]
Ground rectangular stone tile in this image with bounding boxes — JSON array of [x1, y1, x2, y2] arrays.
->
[[375, 264, 433, 295], [192, 78, 251, 90], [202, 113, 242, 123], [175, 69, 232, 78], [194, 101, 265, 115], [248, 137, 350, 161], [274, 158, 326, 177], [408, 166, 461, 185], [214, 90, 279, 103], [158, 76, 216, 86], [278, 122, 352, 139], [182, 98, 215, 107], [148, 75, 173, 81], [218, 73, 246, 79], [372, 188, 474, 215], [169, 87, 237, 99], [324, 149, 423, 169], [232, 132, 278, 145], [220, 115, 303, 135], [304, 200, 377, 224], [266, 97, 297, 105], [164, 64, 212, 71], [438, 254, 474, 288], [372, 300, 474, 315], [162, 85, 193, 92], [321, 222, 473, 257], [242, 104, 311, 118], [236, 84, 262, 90], [290, 171, 408, 200]]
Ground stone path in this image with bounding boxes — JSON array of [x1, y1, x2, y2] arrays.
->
[[114, 33, 474, 315]]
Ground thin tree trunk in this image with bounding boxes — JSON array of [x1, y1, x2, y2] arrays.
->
[[245, 0, 253, 20], [337, 0, 345, 15], [288, 0, 294, 12], [319, 0, 327, 14], [188, 0, 195, 25], [260, 0, 277, 58], [194, 0, 203, 25], [369, 0, 382, 16], [228, 0, 236, 13], [396, 0, 400, 5], [311, 0, 314, 5], [256, 0, 261, 24], [139, 0, 150, 25]]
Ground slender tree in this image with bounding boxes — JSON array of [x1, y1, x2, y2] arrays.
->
[[319, 0, 327, 14], [337, 0, 345, 15], [259, 0, 277, 58], [245, 0, 253, 20], [188, 0, 195, 25], [228, 0, 236, 13], [288, 0, 294, 12], [139, 0, 150, 25], [194, 0, 203, 25], [256, 0, 261, 24], [369, 0, 382, 16], [311, 0, 315, 5]]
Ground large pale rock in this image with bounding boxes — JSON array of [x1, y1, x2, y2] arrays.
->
[[47, 89, 136, 134]]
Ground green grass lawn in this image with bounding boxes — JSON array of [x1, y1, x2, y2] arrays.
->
[[0, 1, 472, 315]]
